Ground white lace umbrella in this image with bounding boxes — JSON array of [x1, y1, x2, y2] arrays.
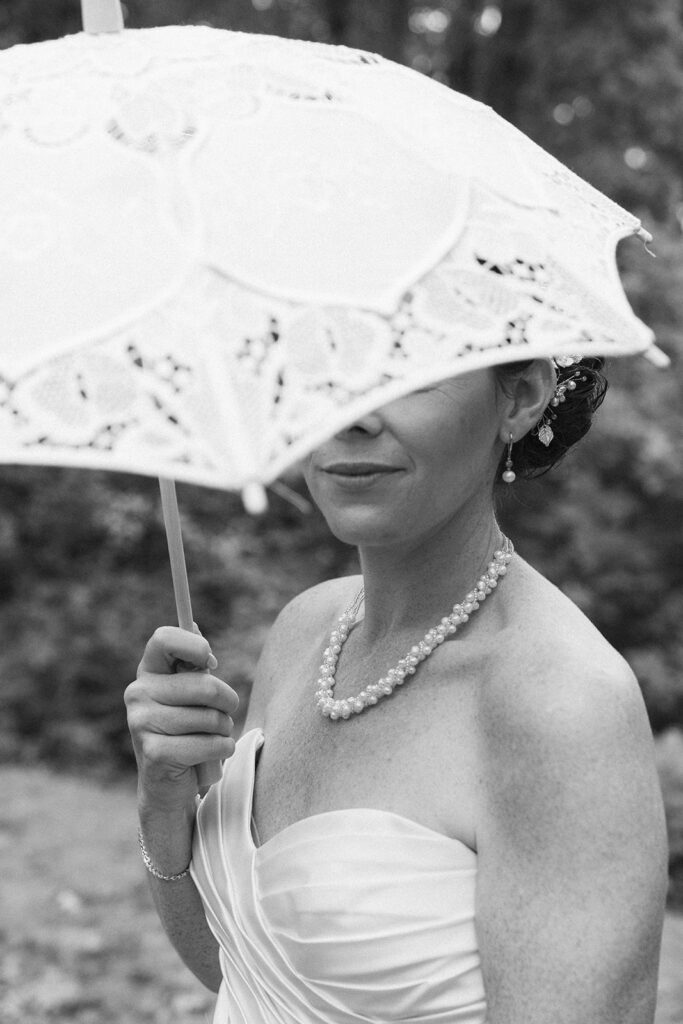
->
[[0, 1, 667, 778]]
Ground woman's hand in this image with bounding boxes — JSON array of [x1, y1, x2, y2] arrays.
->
[[125, 626, 240, 810]]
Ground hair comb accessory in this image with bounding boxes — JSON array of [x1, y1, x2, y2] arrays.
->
[[535, 357, 588, 447]]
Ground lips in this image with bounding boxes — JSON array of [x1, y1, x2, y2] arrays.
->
[[322, 463, 400, 476]]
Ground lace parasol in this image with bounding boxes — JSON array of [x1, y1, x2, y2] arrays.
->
[[0, 5, 667, 503]]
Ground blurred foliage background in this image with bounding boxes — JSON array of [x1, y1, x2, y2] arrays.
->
[[0, 0, 682, 902]]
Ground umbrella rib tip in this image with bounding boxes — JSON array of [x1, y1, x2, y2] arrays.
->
[[242, 482, 269, 516]]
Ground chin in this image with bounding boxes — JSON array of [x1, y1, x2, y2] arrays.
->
[[319, 505, 408, 548], [307, 470, 420, 547]]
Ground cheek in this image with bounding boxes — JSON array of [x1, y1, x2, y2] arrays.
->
[[412, 405, 491, 490]]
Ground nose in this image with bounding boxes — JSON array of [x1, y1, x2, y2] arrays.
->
[[334, 409, 384, 438]]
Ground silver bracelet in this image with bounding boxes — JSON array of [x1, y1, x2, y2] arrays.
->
[[137, 827, 190, 882]]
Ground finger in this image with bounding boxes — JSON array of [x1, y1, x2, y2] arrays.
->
[[141, 674, 240, 715], [149, 709, 234, 738], [172, 658, 215, 675], [143, 733, 236, 767], [138, 626, 215, 676]]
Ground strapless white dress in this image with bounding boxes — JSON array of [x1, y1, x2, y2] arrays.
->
[[191, 727, 487, 1023]]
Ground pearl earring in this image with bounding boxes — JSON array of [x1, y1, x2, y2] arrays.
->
[[502, 434, 516, 484]]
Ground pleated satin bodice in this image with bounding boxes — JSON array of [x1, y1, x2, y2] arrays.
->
[[190, 728, 487, 1024]]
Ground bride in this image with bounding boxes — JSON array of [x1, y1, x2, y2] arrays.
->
[[126, 357, 667, 1023]]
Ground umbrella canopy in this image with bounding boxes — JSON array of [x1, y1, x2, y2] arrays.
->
[[0, 10, 667, 506]]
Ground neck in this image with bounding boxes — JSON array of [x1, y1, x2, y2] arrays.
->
[[355, 502, 503, 646]]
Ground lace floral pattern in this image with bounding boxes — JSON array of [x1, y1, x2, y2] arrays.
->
[[0, 25, 656, 492]]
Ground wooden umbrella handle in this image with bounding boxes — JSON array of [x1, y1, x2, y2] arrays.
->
[[158, 478, 223, 791], [81, 0, 125, 34]]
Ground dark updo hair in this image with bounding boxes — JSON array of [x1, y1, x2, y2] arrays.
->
[[494, 357, 608, 480]]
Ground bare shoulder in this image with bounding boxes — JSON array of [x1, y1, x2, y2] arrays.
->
[[243, 575, 361, 730], [476, 552, 667, 876], [475, 552, 667, 854], [479, 553, 651, 746]]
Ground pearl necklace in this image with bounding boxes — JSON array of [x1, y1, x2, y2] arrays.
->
[[316, 538, 514, 719]]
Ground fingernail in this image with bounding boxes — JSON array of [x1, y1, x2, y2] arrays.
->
[[206, 653, 218, 671]]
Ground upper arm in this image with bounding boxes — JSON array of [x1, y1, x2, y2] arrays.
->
[[242, 576, 356, 733], [475, 656, 668, 1024]]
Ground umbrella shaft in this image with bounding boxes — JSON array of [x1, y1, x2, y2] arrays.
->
[[158, 478, 221, 791], [158, 477, 194, 632], [81, 0, 124, 34]]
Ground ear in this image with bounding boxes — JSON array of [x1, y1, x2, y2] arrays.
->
[[498, 360, 556, 444]]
